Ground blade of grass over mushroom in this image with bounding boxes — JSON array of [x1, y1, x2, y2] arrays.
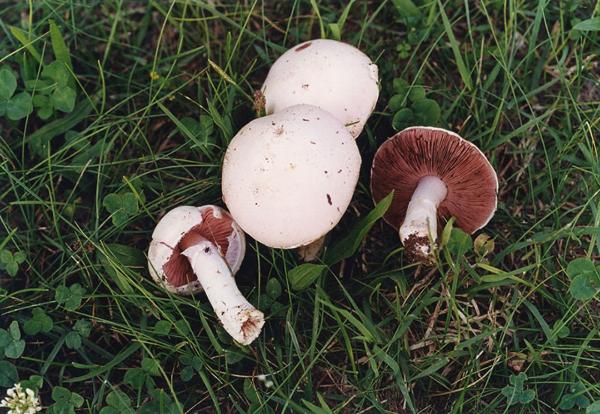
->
[[324, 191, 393, 265]]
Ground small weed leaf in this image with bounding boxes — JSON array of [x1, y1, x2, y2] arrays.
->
[[51, 86, 76, 113], [49, 386, 84, 414], [567, 258, 600, 300], [123, 368, 148, 390], [392, 108, 413, 130], [412, 98, 441, 125], [266, 278, 282, 299], [288, 264, 327, 292], [100, 390, 134, 414], [64, 331, 82, 350], [42, 61, 70, 88], [24, 307, 54, 335], [103, 192, 139, 227], [588, 402, 600, 414], [0, 249, 26, 277], [179, 354, 203, 382], [392, 77, 409, 95], [501, 373, 536, 406], [0, 67, 17, 100], [0, 361, 18, 387], [408, 85, 426, 101], [55, 283, 86, 311], [446, 228, 473, 258], [141, 357, 161, 376], [7, 91, 33, 120], [573, 17, 600, 31], [0, 321, 25, 359], [559, 382, 590, 410]]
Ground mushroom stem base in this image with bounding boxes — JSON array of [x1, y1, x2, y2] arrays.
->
[[399, 176, 447, 261], [297, 236, 326, 262], [183, 243, 264, 345]]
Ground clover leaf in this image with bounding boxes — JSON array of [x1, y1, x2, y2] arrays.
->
[[567, 258, 600, 300], [55, 283, 86, 311], [559, 382, 590, 410], [51, 86, 76, 113], [588, 401, 600, 414], [0, 67, 17, 100], [179, 353, 203, 382], [24, 307, 53, 335], [501, 373, 536, 406], [49, 386, 84, 414], [0, 321, 26, 359], [0, 249, 26, 277], [100, 390, 135, 414], [7, 92, 33, 120], [103, 192, 139, 227], [65, 319, 92, 350]]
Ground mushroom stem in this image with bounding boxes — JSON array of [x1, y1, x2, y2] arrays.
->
[[399, 176, 447, 260], [182, 241, 264, 345], [297, 236, 326, 262]]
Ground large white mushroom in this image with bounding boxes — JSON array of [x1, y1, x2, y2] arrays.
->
[[260, 39, 379, 139], [222, 104, 361, 252], [148, 205, 264, 345]]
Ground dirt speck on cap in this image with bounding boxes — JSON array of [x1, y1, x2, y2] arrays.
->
[[295, 42, 312, 52], [326, 194, 332, 205]]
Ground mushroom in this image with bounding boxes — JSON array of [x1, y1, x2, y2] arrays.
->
[[260, 39, 379, 139], [148, 205, 264, 345], [222, 104, 361, 251], [370, 127, 498, 262]]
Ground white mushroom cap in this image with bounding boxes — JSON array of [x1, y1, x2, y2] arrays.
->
[[148, 205, 245, 294], [222, 104, 361, 249], [260, 39, 379, 138]]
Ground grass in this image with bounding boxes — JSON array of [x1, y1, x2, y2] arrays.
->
[[0, 0, 599, 413]]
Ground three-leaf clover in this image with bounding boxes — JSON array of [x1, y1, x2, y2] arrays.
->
[[0, 321, 26, 359], [24, 308, 54, 335], [559, 382, 590, 410], [48, 386, 84, 414], [100, 390, 135, 414], [567, 258, 600, 300], [124, 367, 155, 391], [389, 78, 441, 130], [0, 249, 26, 277], [103, 192, 139, 227], [55, 283, 86, 311], [501, 373, 536, 406], [65, 319, 92, 350], [179, 353, 203, 382]]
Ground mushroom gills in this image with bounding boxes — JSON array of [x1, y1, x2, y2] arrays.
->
[[182, 241, 264, 345], [399, 176, 447, 261]]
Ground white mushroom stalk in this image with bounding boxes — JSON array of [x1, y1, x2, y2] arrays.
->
[[399, 176, 448, 258], [182, 242, 263, 345], [148, 205, 264, 345]]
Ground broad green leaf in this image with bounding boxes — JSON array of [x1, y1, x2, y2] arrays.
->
[[392, 78, 409, 95], [0, 361, 18, 387], [7, 92, 33, 120], [9, 26, 42, 63], [392, 0, 421, 18], [49, 20, 73, 70], [446, 228, 472, 257], [567, 258, 597, 279], [388, 94, 406, 112], [573, 17, 600, 31], [65, 331, 82, 349], [43, 61, 70, 88], [412, 98, 441, 125], [0, 68, 17, 100], [408, 85, 426, 102], [74, 320, 92, 337], [266, 278, 282, 299], [588, 401, 600, 414], [392, 108, 413, 131], [4, 339, 25, 359], [569, 274, 597, 300], [37, 105, 53, 120], [288, 263, 327, 291], [324, 191, 394, 265], [51, 86, 76, 113]]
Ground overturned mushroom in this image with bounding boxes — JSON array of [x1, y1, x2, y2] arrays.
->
[[260, 39, 379, 138], [370, 127, 498, 262], [148, 205, 264, 345], [222, 104, 361, 252]]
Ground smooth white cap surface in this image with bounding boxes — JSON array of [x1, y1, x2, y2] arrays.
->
[[222, 104, 361, 249], [261, 39, 379, 138]]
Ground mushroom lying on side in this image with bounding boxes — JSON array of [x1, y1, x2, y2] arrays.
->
[[222, 104, 361, 251], [148, 205, 264, 345], [260, 39, 379, 139], [370, 127, 498, 262]]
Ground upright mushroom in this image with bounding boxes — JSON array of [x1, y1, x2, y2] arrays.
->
[[148, 205, 264, 345], [260, 39, 379, 138], [370, 127, 498, 262], [222, 104, 361, 250]]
